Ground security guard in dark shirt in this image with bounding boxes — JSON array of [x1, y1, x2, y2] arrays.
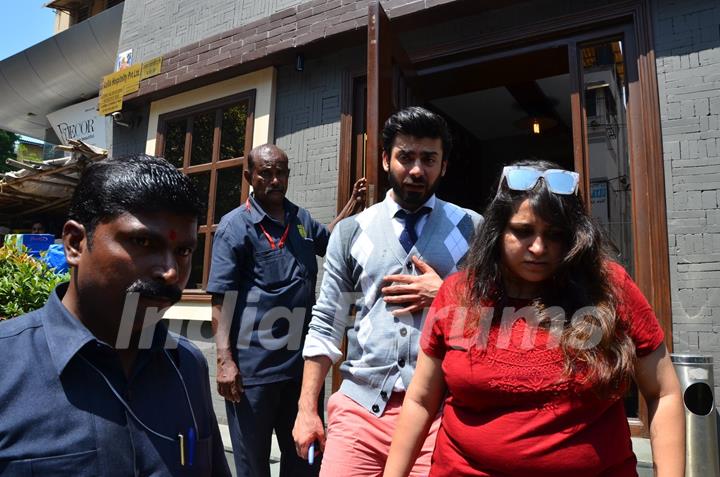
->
[[0, 154, 230, 476], [208, 144, 365, 477]]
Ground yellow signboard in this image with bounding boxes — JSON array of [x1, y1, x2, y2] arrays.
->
[[121, 64, 142, 94], [141, 56, 163, 81], [98, 64, 142, 115], [98, 83, 124, 116], [98, 57, 162, 116]]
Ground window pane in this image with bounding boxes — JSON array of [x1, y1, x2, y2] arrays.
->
[[164, 119, 186, 168], [188, 233, 206, 290], [189, 171, 211, 226], [220, 103, 248, 160], [582, 40, 634, 277], [214, 166, 243, 224], [190, 112, 215, 166]]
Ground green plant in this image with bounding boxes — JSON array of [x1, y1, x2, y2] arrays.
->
[[0, 246, 70, 320], [0, 129, 19, 173]]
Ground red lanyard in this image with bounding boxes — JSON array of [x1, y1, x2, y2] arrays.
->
[[246, 199, 291, 250]]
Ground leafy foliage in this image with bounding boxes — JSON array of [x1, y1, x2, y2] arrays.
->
[[0, 246, 69, 320], [0, 129, 19, 173]]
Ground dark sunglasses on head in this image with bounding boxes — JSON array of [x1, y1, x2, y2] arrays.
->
[[498, 166, 580, 195]]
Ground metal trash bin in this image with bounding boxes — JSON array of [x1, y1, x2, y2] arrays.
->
[[671, 354, 720, 477]]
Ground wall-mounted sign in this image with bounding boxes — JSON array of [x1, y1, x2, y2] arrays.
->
[[141, 56, 163, 80], [116, 49, 133, 71], [99, 64, 142, 116], [47, 97, 107, 149], [99, 56, 162, 116]]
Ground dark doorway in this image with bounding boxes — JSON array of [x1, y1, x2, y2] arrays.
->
[[418, 46, 575, 213]]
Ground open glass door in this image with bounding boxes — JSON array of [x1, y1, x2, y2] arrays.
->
[[576, 38, 634, 275], [576, 35, 645, 430]]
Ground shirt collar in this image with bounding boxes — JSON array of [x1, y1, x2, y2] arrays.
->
[[246, 193, 298, 225], [383, 190, 436, 217], [43, 283, 175, 375], [42, 283, 98, 375]]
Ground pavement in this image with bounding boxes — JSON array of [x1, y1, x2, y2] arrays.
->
[[220, 424, 654, 477], [633, 437, 654, 477]]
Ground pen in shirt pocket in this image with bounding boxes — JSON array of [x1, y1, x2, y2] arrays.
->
[[188, 427, 196, 466], [178, 427, 196, 467]]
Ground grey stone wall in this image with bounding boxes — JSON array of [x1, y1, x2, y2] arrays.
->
[[109, 105, 151, 158], [275, 47, 365, 402], [399, 0, 628, 53], [117, 0, 308, 63], [275, 47, 364, 224], [118, 0, 456, 82], [653, 0, 720, 398]]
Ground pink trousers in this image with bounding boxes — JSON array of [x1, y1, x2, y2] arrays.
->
[[319, 391, 440, 477]]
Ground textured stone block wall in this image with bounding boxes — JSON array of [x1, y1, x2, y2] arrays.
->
[[653, 0, 720, 398], [275, 47, 365, 402]]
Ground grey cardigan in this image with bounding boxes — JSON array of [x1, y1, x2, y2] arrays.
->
[[303, 196, 482, 415]]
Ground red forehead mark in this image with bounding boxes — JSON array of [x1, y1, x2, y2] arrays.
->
[[169, 229, 177, 241]]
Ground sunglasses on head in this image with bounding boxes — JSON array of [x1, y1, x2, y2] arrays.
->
[[498, 166, 580, 195]]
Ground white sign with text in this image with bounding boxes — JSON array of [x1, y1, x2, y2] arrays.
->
[[47, 97, 107, 149]]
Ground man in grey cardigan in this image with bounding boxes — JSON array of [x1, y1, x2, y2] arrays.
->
[[293, 107, 482, 476]]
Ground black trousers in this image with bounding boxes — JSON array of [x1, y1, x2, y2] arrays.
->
[[226, 379, 324, 477]]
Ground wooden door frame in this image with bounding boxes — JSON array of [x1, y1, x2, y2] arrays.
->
[[337, 71, 368, 213], [365, 0, 394, 206]]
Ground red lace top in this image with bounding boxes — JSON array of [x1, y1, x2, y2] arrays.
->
[[420, 262, 664, 477]]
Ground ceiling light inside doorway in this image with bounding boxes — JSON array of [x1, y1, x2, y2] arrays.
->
[[515, 116, 557, 135]]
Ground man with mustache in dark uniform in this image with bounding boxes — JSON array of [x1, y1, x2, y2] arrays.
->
[[0, 154, 230, 476], [208, 144, 366, 477]]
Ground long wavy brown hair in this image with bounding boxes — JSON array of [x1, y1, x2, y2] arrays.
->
[[462, 159, 636, 396]]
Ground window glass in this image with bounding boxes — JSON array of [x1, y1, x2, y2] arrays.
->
[[582, 40, 633, 276], [189, 171, 211, 226], [188, 233, 206, 290], [164, 119, 186, 168], [221, 103, 248, 161], [190, 112, 215, 166], [215, 167, 243, 223]]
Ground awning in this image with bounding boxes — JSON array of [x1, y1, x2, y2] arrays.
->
[[45, 0, 89, 12], [0, 140, 106, 219], [0, 3, 123, 140]]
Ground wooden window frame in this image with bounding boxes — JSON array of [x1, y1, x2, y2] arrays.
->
[[155, 90, 256, 301]]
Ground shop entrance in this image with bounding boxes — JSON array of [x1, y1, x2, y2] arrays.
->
[[335, 1, 671, 437]]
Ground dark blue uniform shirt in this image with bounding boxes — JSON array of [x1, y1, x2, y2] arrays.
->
[[0, 284, 230, 477], [206, 195, 329, 385]]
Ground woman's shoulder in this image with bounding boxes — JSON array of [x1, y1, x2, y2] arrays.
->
[[443, 270, 469, 291], [603, 260, 631, 286]]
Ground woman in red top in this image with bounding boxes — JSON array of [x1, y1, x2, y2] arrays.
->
[[383, 160, 684, 477]]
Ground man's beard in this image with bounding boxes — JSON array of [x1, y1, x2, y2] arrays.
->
[[126, 279, 182, 304], [388, 171, 441, 210]]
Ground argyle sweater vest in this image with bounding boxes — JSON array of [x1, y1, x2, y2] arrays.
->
[[306, 198, 482, 415]]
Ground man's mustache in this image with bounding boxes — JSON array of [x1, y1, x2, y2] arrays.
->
[[126, 279, 182, 304], [403, 179, 426, 186]]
